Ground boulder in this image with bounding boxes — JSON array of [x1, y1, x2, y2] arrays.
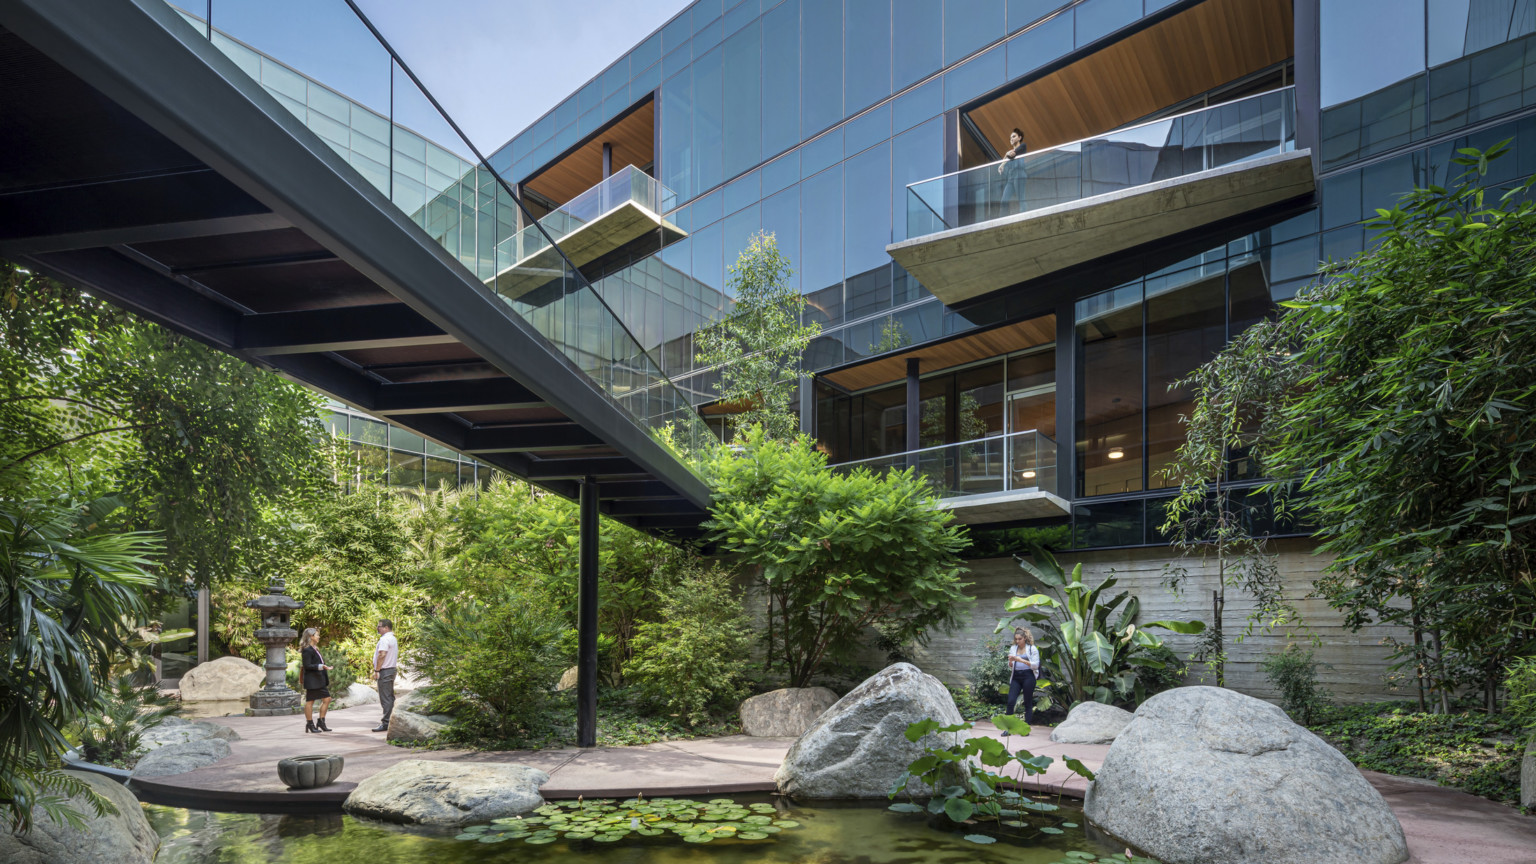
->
[[342, 759, 548, 826], [331, 682, 379, 710], [131, 737, 232, 779], [386, 709, 446, 744], [1050, 701, 1134, 744], [740, 687, 838, 737], [136, 719, 238, 752], [191, 720, 241, 742], [177, 656, 264, 702], [1522, 739, 1535, 809], [392, 688, 433, 714], [774, 662, 964, 799], [1084, 686, 1408, 864], [556, 666, 579, 691], [0, 770, 158, 864]]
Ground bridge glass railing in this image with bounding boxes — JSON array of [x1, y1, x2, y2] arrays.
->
[[907, 86, 1296, 239], [163, 0, 713, 466], [832, 430, 1058, 500]]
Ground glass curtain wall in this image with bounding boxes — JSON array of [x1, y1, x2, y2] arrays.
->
[[324, 403, 491, 491]]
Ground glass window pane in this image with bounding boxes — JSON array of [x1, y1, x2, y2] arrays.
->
[[762, 0, 802, 157], [1320, 0, 1426, 107], [389, 451, 424, 488], [1145, 273, 1225, 489], [424, 456, 457, 491], [661, 72, 694, 200], [1006, 9, 1073, 80], [892, 77, 942, 132], [1075, 0, 1140, 47], [945, 0, 1006, 65], [803, 0, 845, 135], [1008, 0, 1070, 33], [762, 183, 802, 289], [846, 0, 892, 112], [801, 164, 844, 296], [693, 47, 725, 194], [389, 425, 425, 453], [945, 44, 1005, 109], [891, 116, 944, 243], [1073, 499, 1145, 548], [845, 142, 891, 277], [1076, 285, 1143, 497], [353, 417, 387, 447], [802, 127, 845, 177], [723, 21, 762, 179], [893, 0, 943, 90], [847, 103, 890, 154]]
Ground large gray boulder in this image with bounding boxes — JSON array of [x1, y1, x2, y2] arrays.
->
[[0, 770, 158, 864], [740, 687, 838, 737], [177, 656, 263, 702], [1050, 701, 1134, 744], [774, 663, 964, 798], [1522, 739, 1535, 809], [386, 709, 446, 744], [331, 682, 379, 710], [343, 759, 548, 826], [131, 737, 232, 779], [1084, 686, 1408, 864], [137, 718, 238, 752]]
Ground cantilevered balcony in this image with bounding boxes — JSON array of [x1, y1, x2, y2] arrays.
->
[[888, 87, 1313, 305], [834, 430, 1069, 525], [494, 166, 685, 301]]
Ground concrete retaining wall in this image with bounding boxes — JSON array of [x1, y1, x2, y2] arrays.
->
[[903, 539, 1413, 705]]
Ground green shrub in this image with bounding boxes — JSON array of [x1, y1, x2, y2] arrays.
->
[[623, 563, 753, 727], [1504, 656, 1536, 729], [1261, 642, 1330, 725], [284, 653, 358, 695], [967, 637, 1010, 706], [410, 582, 567, 744], [77, 675, 177, 768], [1135, 644, 1188, 697]]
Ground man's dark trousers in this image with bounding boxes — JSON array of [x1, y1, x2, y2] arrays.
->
[[378, 667, 397, 726]]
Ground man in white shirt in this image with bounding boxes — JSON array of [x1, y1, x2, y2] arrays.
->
[[371, 619, 398, 733]]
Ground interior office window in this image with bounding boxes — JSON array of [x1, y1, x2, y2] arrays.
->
[[1076, 285, 1143, 497], [815, 379, 852, 462], [723, 22, 763, 179], [1073, 498, 1145, 549], [956, 361, 1006, 438], [763, 0, 802, 157], [424, 457, 457, 491], [1319, 0, 1426, 108], [920, 378, 952, 447], [845, 143, 893, 278], [353, 417, 388, 447], [389, 451, 424, 489], [846, 0, 892, 112], [804, 0, 845, 136], [1145, 271, 1225, 490], [893, 0, 943, 90]]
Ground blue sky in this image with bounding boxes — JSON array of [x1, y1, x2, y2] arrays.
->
[[356, 0, 690, 153]]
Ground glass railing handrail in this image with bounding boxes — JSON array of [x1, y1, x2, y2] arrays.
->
[[907, 86, 1297, 189], [170, 0, 713, 468], [833, 429, 1054, 468], [499, 165, 675, 265]]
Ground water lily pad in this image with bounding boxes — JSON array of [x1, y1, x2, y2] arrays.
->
[[1061, 822, 1078, 828], [453, 833, 479, 841], [593, 834, 623, 842], [564, 831, 595, 839], [773, 820, 800, 828], [757, 825, 782, 834], [635, 827, 664, 836], [1065, 853, 1095, 860], [746, 814, 774, 823], [887, 803, 925, 813], [524, 836, 556, 844], [1039, 826, 1064, 834], [478, 834, 510, 843], [737, 831, 769, 840], [708, 798, 734, 805], [964, 834, 997, 844], [683, 834, 714, 843]]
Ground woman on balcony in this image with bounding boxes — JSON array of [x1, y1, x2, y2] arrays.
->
[[996, 128, 1027, 217]]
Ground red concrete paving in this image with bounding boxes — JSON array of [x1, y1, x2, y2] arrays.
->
[[132, 708, 1535, 864]]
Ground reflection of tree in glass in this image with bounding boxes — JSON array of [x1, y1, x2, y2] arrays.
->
[[869, 315, 912, 354]]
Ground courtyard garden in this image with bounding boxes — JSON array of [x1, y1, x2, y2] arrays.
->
[[0, 158, 1533, 864]]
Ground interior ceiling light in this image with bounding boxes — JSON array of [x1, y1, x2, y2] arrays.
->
[[1107, 447, 1125, 459], [1022, 469, 1037, 479]]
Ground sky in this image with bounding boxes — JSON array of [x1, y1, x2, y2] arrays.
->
[[355, 0, 691, 155]]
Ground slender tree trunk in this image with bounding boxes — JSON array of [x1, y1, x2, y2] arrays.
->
[[1411, 603, 1427, 713], [1430, 628, 1449, 714], [1212, 587, 1225, 688], [764, 589, 775, 677]]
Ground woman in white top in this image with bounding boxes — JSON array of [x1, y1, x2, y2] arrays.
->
[[1005, 627, 1040, 723]]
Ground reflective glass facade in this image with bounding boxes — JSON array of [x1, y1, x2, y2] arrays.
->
[[323, 402, 492, 491]]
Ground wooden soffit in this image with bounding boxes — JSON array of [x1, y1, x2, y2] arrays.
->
[[966, 0, 1294, 158], [820, 313, 1057, 392], [523, 99, 655, 207]]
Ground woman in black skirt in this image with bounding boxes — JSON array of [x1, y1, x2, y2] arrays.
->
[[299, 627, 332, 733]]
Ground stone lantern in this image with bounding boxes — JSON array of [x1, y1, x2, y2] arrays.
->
[[245, 576, 304, 716]]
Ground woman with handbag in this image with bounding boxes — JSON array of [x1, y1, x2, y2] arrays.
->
[[1005, 627, 1040, 725], [299, 627, 332, 733]]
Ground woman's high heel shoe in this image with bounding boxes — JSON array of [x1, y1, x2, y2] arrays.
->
[[317, 718, 331, 732], [305, 721, 319, 734]]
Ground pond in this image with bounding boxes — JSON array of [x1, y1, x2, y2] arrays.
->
[[146, 795, 1149, 864]]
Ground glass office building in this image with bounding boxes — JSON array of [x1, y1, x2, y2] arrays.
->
[[481, 0, 1536, 551]]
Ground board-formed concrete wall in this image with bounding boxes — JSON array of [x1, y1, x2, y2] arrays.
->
[[904, 539, 1413, 705]]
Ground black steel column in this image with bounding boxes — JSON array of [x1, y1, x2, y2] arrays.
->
[[799, 377, 814, 435], [906, 358, 920, 468], [577, 477, 599, 748], [602, 142, 613, 179]]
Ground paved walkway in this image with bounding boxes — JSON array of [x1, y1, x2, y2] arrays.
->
[[130, 707, 1536, 864]]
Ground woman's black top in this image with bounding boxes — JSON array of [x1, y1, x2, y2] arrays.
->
[[301, 644, 330, 691]]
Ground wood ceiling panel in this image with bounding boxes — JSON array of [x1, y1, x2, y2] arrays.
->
[[822, 314, 1057, 392], [523, 100, 655, 207], [968, 0, 1293, 159]]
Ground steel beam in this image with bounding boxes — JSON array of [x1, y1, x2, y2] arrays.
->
[[576, 478, 599, 748], [462, 424, 603, 453], [604, 499, 702, 517], [522, 457, 646, 479], [373, 378, 544, 416], [237, 303, 456, 356]]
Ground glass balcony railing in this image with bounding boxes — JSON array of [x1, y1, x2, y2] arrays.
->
[[907, 86, 1296, 238], [832, 430, 1058, 500], [498, 165, 676, 267], [164, 0, 713, 467]]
